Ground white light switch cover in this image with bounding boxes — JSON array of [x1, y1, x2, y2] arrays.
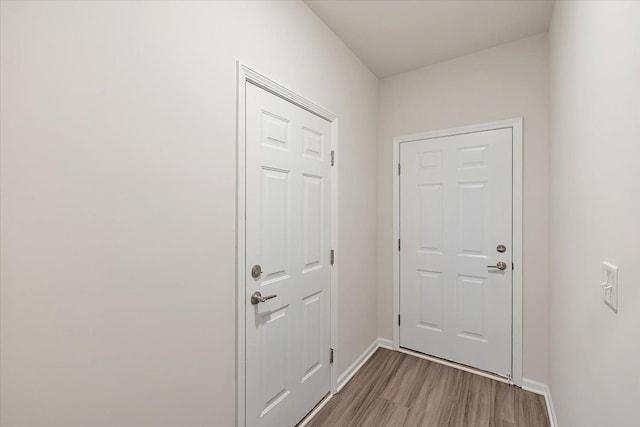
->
[[602, 262, 618, 311]]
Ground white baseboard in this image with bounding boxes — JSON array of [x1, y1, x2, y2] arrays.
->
[[302, 338, 384, 425], [336, 338, 384, 392], [378, 338, 392, 349], [522, 378, 558, 427], [300, 339, 378, 425]]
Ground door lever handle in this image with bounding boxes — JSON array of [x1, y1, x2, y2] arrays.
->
[[487, 262, 507, 271], [251, 291, 277, 305]]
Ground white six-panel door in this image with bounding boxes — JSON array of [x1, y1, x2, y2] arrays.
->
[[399, 128, 513, 377], [245, 82, 332, 427]]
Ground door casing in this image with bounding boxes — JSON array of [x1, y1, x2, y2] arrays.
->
[[236, 63, 340, 427], [392, 118, 523, 386]]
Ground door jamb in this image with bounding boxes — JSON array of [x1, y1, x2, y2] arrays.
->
[[392, 118, 523, 386], [236, 62, 340, 427]]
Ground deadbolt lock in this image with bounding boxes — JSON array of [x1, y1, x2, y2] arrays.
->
[[496, 244, 507, 253], [251, 264, 263, 279]]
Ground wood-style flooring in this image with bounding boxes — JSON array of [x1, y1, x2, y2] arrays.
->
[[306, 348, 550, 427]]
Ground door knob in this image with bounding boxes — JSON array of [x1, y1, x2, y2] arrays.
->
[[251, 291, 277, 305], [251, 264, 262, 279], [487, 261, 507, 271]]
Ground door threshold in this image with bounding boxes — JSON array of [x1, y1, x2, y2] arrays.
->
[[296, 392, 333, 427], [398, 347, 513, 386]]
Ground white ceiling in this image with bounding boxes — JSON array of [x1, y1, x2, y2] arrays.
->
[[305, 0, 555, 78]]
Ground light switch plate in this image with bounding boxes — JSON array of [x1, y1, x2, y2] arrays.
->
[[602, 262, 618, 312]]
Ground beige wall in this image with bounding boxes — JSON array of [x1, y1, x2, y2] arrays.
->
[[377, 34, 550, 384], [0, 1, 379, 426], [549, 2, 640, 425]]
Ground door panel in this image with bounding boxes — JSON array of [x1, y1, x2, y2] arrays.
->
[[261, 168, 291, 283], [457, 275, 487, 341], [458, 182, 486, 253], [417, 270, 443, 331], [302, 175, 323, 272], [260, 305, 291, 416], [246, 82, 332, 427], [418, 184, 443, 251], [400, 128, 512, 377], [301, 292, 323, 381]]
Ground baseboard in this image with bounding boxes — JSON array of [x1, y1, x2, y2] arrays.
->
[[336, 338, 383, 392], [378, 338, 392, 349], [522, 378, 558, 427], [302, 338, 383, 425]]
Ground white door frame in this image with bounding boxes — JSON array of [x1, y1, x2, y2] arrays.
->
[[392, 118, 523, 386], [236, 63, 340, 427]]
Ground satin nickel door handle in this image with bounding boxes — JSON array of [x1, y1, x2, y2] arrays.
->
[[487, 262, 507, 271], [250, 291, 277, 305]]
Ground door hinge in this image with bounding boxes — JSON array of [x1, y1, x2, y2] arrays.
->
[[330, 348, 334, 364], [331, 150, 335, 166], [398, 314, 401, 326], [398, 239, 401, 251], [512, 263, 514, 270], [398, 164, 401, 176], [330, 249, 335, 266]]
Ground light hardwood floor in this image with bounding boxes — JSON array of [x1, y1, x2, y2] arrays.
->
[[306, 348, 550, 427]]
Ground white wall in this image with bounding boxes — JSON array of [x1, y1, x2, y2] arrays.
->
[[377, 34, 550, 384], [0, 1, 379, 426], [549, 2, 640, 426]]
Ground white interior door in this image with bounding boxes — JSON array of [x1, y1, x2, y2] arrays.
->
[[245, 82, 332, 427], [399, 128, 513, 377]]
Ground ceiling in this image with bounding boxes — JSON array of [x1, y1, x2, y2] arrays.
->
[[305, 0, 555, 78]]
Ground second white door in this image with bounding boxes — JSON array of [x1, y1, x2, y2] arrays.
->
[[245, 82, 332, 427], [399, 128, 513, 377]]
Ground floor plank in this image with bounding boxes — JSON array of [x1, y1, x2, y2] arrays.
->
[[308, 348, 550, 427]]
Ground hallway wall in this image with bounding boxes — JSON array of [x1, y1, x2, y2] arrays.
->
[[548, 2, 640, 425], [0, 2, 379, 426], [377, 34, 550, 384]]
